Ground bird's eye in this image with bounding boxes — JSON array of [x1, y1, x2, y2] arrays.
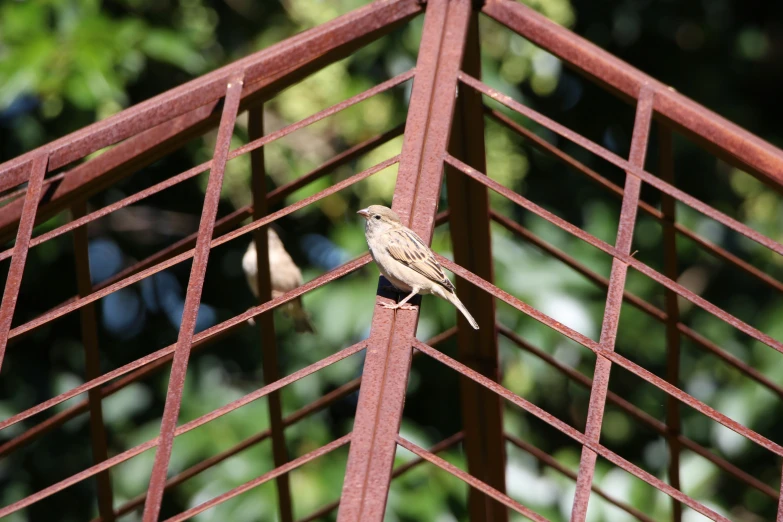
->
[[374, 215, 381, 220]]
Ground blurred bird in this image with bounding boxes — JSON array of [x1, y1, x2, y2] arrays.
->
[[357, 205, 479, 329], [242, 228, 315, 333]]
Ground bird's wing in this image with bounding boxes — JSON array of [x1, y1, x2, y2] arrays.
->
[[384, 227, 455, 292]]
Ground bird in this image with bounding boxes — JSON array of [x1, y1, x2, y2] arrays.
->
[[242, 228, 315, 333], [357, 205, 479, 329]]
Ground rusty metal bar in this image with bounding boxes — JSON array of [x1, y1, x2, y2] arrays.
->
[[659, 125, 683, 522], [71, 201, 116, 522], [397, 435, 548, 521], [141, 75, 245, 521], [0, 338, 366, 518], [0, 71, 413, 265], [481, 0, 783, 188], [485, 108, 783, 296], [5, 155, 398, 345], [445, 9, 507, 522], [0, 153, 48, 372], [499, 326, 778, 500], [572, 87, 654, 522], [337, 1, 472, 519], [297, 431, 465, 522], [445, 154, 783, 356], [505, 434, 654, 522], [0, 0, 421, 193], [459, 73, 783, 258], [412, 340, 731, 522], [248, 105, 294, 522], [163, 435, 353, 522], [490, 211, 783, 401]]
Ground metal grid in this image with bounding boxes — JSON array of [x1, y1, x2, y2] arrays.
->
[[0, 0, 781, 520]]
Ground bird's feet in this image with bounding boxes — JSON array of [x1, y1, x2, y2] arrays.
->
[[380, 302, 418, 311]]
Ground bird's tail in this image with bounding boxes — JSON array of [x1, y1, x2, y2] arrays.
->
[[446, 291, 479, 330], [286, 297, 316, 334]]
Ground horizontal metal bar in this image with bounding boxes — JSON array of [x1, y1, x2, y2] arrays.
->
[[413, 340, 731, 522], [459, 73, 783, 257], [0, 341, 366, 517], [163, 435, 353, 522]]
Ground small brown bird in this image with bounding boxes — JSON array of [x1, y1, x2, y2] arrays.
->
[[242, 228, 315, 333], [357, 205, 479, 329]]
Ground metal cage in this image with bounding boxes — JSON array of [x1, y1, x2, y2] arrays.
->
[[0, 0, 782, 520]]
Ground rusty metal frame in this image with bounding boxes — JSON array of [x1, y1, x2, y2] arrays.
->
[[0, 0, 782, 520]]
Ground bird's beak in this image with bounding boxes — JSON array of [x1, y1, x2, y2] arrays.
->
[[356, 208, 370, 219]]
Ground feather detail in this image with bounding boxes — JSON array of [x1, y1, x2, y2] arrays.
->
[[383, 228, 455, 293]]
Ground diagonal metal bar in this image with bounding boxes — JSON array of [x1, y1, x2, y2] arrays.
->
[[459, 73, 783, 257], [481, 0, 783, 189], [505, 434, 654, 522], [71, 201, 115, 522], [489, 210, 783, 400], [434, 253, 783, 457], [248, 105, 293, 522], [141, 75, 245, 522], [445, 154, 783, 356], [336, 1, 473, 520], [163, 435, 353, 522], [445, 9, 507, 522], [0, 153, 48, 373], [396, 436, 549, 522], [485, 108, 783, 296], [572, 87, 654, 521], [412, 340, 731, 522], [498, 326, 778, 500], [0, 339, 365, 518], [659, 124, 683, 522]]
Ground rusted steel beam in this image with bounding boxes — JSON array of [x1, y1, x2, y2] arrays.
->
[[71, 201, 116, 522], [397, 436, 547, 521], [248, 106, 294, 522], [297, 431, 464, 522], [0, 0, 421, 193], [141, 75, 245, 521], [412, 340, 731, 522], [337, 1, 473, 520], [482, 0, 783, 190], [485, 108, 783, 295], [0, 154, 48, 372], [572, 87, 654, 522], [445, 10, 507, 522], [659, 125, 683, 522]]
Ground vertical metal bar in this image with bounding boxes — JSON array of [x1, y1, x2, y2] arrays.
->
[[141, 73, 245, 522], [72, 200, 115, 522], [445, 10, 508, 522], [0, 154, 48, 372], [248, 106, 294, 522], [659, 125, 683, 522], [570, 87, 655, 522], [337, 1, 473, 520]]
